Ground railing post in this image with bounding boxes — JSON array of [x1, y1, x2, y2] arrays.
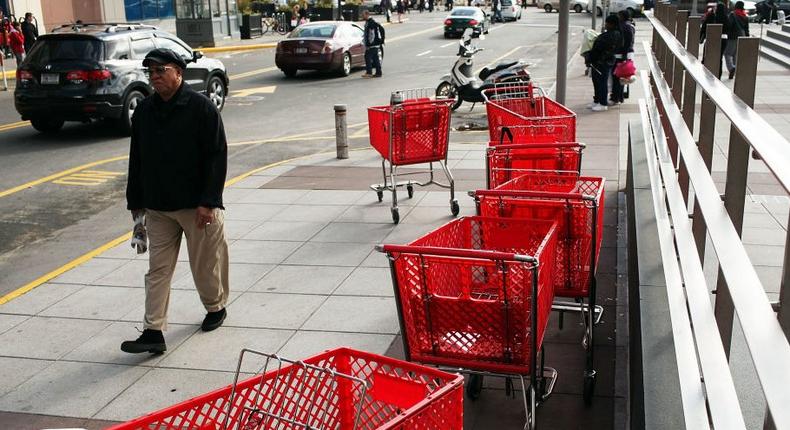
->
[[672, 11, 689, 106], [691, 23, 722, 262], [678, 13, 699, 202], [665, 6, 679, 84], [713, 37, 761, 358]]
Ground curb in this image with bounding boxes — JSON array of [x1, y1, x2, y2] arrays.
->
[[1, 69, 15, 81], [200, 42, 278, 53]]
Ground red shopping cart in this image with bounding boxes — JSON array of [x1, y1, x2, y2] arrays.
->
[[483, 85, 576, 144], [377, 216, 559, 430], [486, 142, 585, 189], [368, 90, 457, 224], [109, 347, 464, 430], [471, 171, 605, 405]]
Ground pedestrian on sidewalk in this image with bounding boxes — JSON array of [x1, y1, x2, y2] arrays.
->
[[725, 1, 749, 79], [700, 1, 730, 79], [610, 10, 635, 104], [382, 0, 393, 22], [585, 14, 622, 112], [122, 48, 230, 354], [21, 13, 38, 54], [0, 11, 10, 60], [362, 10, 385, 77], [8, 22, 24, 65], [493, 0, 503, 23], [396, 0, 405, 23]]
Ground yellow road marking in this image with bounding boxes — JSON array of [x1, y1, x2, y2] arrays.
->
[[0, 156, 128, 199], [53, 170, 124, 186], [0, 120, 30, 132], [231, 85, 277, 97]]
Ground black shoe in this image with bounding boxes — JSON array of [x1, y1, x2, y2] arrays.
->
[[728, 70, 735, 80], [121, 329, 166, 354], [201, 308, 227, 332]]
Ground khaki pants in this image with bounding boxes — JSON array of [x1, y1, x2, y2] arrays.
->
[[144, 208, 229, 330]]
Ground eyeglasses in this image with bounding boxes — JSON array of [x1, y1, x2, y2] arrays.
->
[[144, 66, 176, 76]]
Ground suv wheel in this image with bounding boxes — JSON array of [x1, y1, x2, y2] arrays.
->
[[30, 117, 65, 134], [120, 90, 145, 136], [207, 76, 227, 111]]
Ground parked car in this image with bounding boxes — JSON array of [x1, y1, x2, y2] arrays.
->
[[539, 0, 590, 13], [704, 0, 757, 20], [275, 22, 381, 77], [586, 0, 644, 16], [14, 23, 228, 134], [501, 0, 523, 20], [444, 7, 491, 38]]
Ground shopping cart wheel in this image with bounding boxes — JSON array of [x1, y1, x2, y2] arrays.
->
[[391, 208, 400, 224], [451, 199, 460, 216], [376, 190, 383, 202], [466, 374, 484, 400], [583, 372, 596, 406], [407, 184, 414, 199]]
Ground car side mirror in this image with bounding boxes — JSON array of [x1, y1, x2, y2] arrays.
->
[[192, 50, 204, 62]]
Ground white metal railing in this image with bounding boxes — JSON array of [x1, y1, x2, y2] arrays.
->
[[639, 3, 790, 429]]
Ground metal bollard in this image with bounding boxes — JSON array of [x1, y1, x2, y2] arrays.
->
[[334, 104, 348, 159], [0, 55, 7, 91], [390, 91, 404, 105]]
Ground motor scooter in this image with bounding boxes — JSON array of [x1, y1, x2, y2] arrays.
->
[[435, 29, 530, 110]]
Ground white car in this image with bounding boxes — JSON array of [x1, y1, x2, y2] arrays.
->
[[586, 0, 644, 16], [539, 0, 590, 13], [500, 0, 523, 20]]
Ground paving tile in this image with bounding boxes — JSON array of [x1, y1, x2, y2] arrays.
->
[[359, 250, 390, 268], [0, 357, 53, 397], [251, 164, 295, 176], [97, 243, 145, 260], [230, 174, 275, 189], [171, 262, 273, 293], [310, 222, 394, 244], [223, 219, 263, 240], [224, 292, 326, 329], [229, 240, 302, 264], [0, 361, 148, 418], [401, 206, 462, 224], [336, 204, 415, 223], [0, 314, 29, 335], [302, 296, 399, 334], [277, 330, 395, 358], [222, 187, 255, 203], [294, 190, 367, 205], [744, 244, 785, 267], [334, 267, 394, 297], [63, 322, 197, 367], [94, 260, 191, 289], [0, 283, 84, 316], [0, 317, 110, 360], [382, 223, 442, 244], [40, 286, 142, 320], [756, 265, 783, 293], [269, 204, 347, 222], [50, 258, 128, 285], [93, 368, 232, 422], [284, 242, 374, 266], [122, 290, 242, 327], [236, 189, 310, 204], [243, 221, 327, 242], [224, 203, 286, 222], [249, 265, 353, 294], [158, 327, 293, 373]]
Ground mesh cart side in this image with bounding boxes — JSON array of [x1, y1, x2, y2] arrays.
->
[[108, 347, 464, 430], [485, 143, 585, 189], [483, 85, 577, 143]]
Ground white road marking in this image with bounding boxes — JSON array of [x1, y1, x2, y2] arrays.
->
[[440, 41, 456, 48], [417, 50, 433, 56]]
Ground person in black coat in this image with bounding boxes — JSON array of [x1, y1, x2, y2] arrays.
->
[[611, 10, 635, 104], [724, 1, 750, 79], [586, 14, 622, 111], [701, 1, 730, 79], [20, 13, 38, 54], [362, 10, 385, 77]]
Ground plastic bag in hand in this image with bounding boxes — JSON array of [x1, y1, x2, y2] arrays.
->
[[131, 213, 148, 254]]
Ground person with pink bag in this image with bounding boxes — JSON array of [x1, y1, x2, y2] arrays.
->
[[610, 10, 635, 105]]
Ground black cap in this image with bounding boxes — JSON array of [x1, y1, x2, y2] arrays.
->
[[143, 48, 188, 70]]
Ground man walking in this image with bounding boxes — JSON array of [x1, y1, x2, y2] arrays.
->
[[362, 10, 384, 78], [122, 48, 230, 354], [20, 13, 37, 54]]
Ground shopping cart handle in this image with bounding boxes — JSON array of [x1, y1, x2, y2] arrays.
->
[[474, 189, 596, 201], [487, 142, 587, 150], [377, 244, 537, 263]]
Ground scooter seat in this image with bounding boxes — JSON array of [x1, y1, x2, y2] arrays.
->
[[478, 61, 519, 80]]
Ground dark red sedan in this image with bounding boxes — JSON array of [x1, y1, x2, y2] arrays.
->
[[275, 21, 382, 77]]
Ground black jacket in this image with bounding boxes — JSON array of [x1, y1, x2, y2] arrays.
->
[[727, 11, 750, 39], [20, 21, 37, 52], [588, 28, 622, 67], [617, 21, 635, 55], [126, 84, 227, 211], [364, 18, 385, 47]]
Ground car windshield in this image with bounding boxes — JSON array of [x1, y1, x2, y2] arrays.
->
[[451, 9, 477, 16], [26, 38, 104, 63], [289, 25, 336, 38], [501, 0, 512, 5]]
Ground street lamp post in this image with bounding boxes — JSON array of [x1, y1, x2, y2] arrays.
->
[[556, 0, 570, 104], [225, 0, 232, 36]]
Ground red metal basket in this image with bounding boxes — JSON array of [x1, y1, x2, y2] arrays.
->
[[108, 347, 464, 430], [486, 143, 585, 189], [380, 216, 558, 375], [368, 99, 453, 166], [490, 124, 575, 147], [474, 172, 605, 298], [483, 86, 576, 143]]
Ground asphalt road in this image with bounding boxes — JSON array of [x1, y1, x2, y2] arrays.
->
[[0, 7, 591, 295]]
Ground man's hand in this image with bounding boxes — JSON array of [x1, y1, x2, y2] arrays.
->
[[196, 206, 215, 229]]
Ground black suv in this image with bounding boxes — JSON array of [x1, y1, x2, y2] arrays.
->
[[14, 23, 229, 134]]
